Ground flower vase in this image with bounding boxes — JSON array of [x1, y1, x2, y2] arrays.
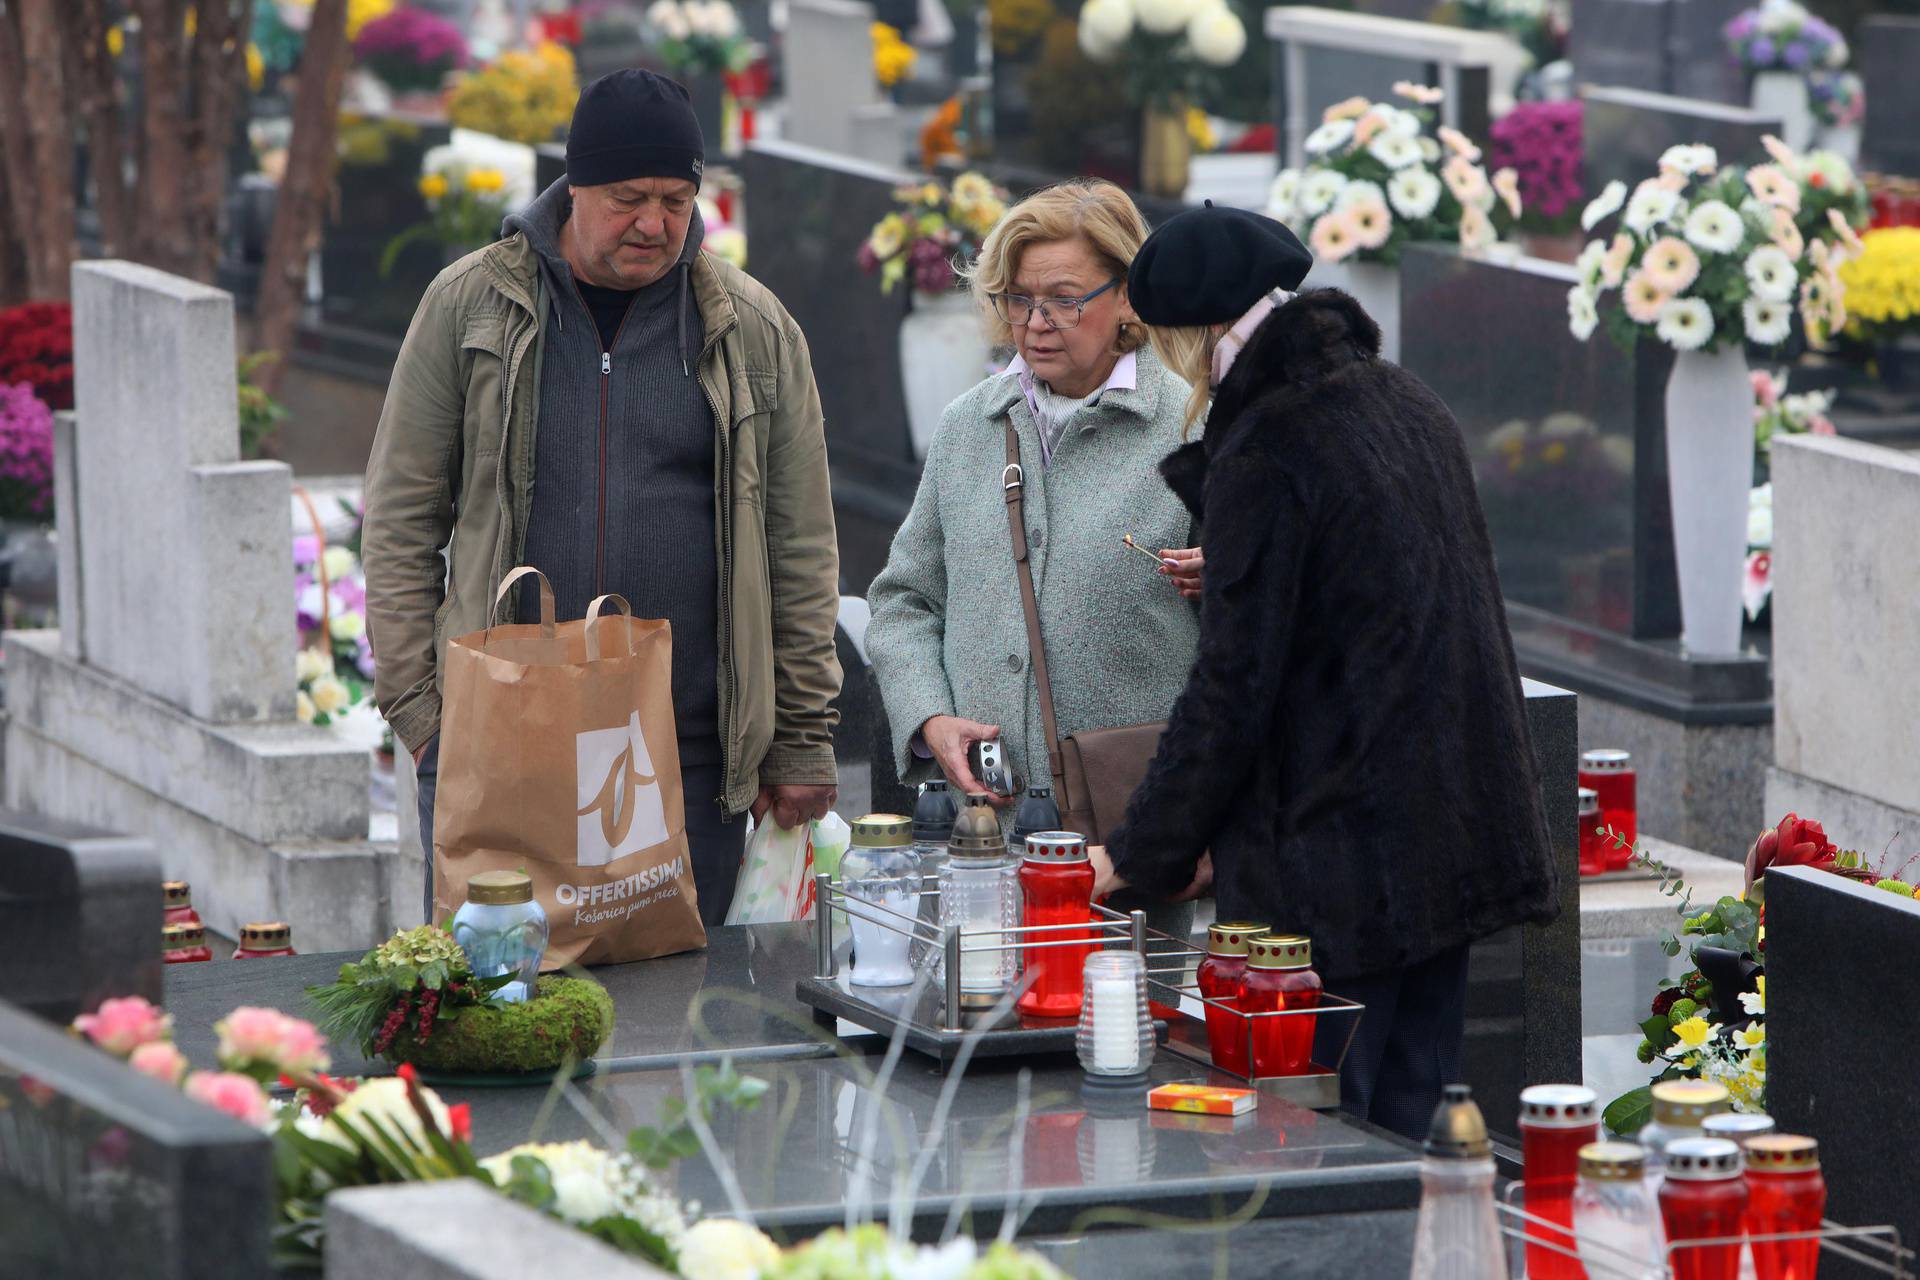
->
[[1140, 105, 1190, 200], [1818, 121, 1861, 165], [1302, 256, 1401, 364], [1664, 346, 1753, 657], [898, 288, 989, 461], [1750, 71, 1814, 153]]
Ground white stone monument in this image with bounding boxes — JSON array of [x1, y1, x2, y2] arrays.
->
[[1766, 435, 1920, 853], [782, 0, 909, 167], [4, 262, 395, 950]]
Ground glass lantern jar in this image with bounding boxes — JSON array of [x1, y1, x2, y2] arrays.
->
[[162, 922, 212, 964], [1016, 831, 1096, 1018], [938, 794, 1020, 1000], [233, 921, 297, 959], [1579, 749, 1637, 866], [450, 870, 549, 1003], [1240, 934, 1321, 1077], [163, 880, 202, 929], [1196, 921, 1267, 1077], [911, 780, 956, 967], [841, 813, 919, 988], [1573, 1141, 1666, 1278], [1076, 949, 1155, 1078]]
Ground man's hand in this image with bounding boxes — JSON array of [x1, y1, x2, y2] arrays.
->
[[921, 715, 1015, 806], [1089, 844, 1129, 899], [412, 740, 431, 768], [1158, 547, 1204, 602], [752, 784, 838, 831], [1171, 851, 1213, 902]]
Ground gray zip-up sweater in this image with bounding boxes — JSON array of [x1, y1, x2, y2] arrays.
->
[[503, 180, 721, 766]]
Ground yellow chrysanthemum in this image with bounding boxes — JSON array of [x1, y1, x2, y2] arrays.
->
[[464, 167, 506, 194], [418, 173, 449, 201], [1839, 226, 1920, 340], [106, 24, 125, 57], [246, 42, 265, 92]]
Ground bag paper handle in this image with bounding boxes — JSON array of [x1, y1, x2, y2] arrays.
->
[[489, 566, 555, 640], [584, 593, 635, 662]]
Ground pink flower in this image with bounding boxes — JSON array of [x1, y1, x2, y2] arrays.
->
[[1810, 416, 1835, 435], [1751, 369, 1780, 410], [1309, 210, 1362, 263], [73, 996, 173, 1057], [184, 1071, 274, 1129], [129, 1041, 190, 1086], [215, 1006, 330, 1077]]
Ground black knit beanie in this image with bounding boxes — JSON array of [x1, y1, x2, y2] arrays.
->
[[566, 69, 706, 190]]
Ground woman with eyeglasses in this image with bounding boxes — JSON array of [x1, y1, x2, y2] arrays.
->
[[866, 178, 1203, 942]]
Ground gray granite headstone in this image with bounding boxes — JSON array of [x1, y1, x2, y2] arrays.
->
[[0, 809, 161, 1024], [326, 1182, 673, 1279], [1764, 866, 1920, 1254], [782, 0, 886, 159], [1858, 16, 1920, 179], [1582, 85, 1782, 199], [0, 1000, 273, 1279], [1569, 0, 1748, 105]]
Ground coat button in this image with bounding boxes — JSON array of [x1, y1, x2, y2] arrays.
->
[[1030, 527, 1044, 550], [1006, 653, 1023, 671]]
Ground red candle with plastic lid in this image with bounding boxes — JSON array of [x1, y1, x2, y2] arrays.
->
[[1520, 1084, 1600, 1280]]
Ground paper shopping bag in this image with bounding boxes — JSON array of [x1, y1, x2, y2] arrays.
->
[[432, 567, 706, 966]]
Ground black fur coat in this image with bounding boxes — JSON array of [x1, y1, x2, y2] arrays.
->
[[1106, 290, 1558, 982]]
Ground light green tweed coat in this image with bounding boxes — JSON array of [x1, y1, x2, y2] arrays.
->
[[867, 345, 1202, 796]]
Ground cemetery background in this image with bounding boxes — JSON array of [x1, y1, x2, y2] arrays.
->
[[5, 0, 1920, 1273]]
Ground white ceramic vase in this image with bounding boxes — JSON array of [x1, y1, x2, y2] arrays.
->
[[1751, 71, 1814, 153], [1664, 346, 1754, 656], [1304, 257, 1401, 363], [899, 288, 990, 460]]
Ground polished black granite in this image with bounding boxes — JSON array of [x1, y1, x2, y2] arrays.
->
[[0, 1000, 274, 1278], [163, 923, 879, 1076], [1582, 86, 1780, 199], [1765, 867, 1920, 1255], [441, 1050, 1423, 1237], [320, 116, 453, 339], [1026, 1209, 1419, 1279], [1507, 602, 1772, 725], [1569, 0, 1747, 106], [1860, 17, 1920, 180]]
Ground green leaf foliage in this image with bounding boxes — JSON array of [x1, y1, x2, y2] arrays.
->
[[1603, 1085, 1655, 1136]]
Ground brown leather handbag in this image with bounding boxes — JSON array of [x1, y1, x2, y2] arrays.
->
[[1003, 424, 1166, 845]]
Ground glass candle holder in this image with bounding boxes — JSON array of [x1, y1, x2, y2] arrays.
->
[[1660, 1138, 1749, 1280], [1076, 950, 1154, 1078], [841, 814, 919, 988], [1197, 921, 1267, 1077], [1744, 1135, 1824, 1280], [163, 880, 203, 929], [1580, 749, 1637, 866], [233, 921, 297, 959], [1574, 1141, 1666, 1278], [450, 870, 549, 1003], [1016, 831, 1096, 1018], [1579, 788, 1605, 877], [910, 781, 956, 969], [1702, 1112, 1776, 1148], [1241, 934, 1321, 1078], [1520, 1084, 1600, 1280], [162, 922, 212, 964], [939, 794, 1020, 999], [1643, 1079, 1733, 1186]]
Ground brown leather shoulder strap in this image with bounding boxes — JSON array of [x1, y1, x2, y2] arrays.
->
[[1004, 422, 1067, 789]]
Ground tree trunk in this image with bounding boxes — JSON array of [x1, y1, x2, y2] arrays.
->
[[12, 0, 76, 299], [181, 0, 254, 282], [254, 0, 349, 394], [0, 12, 39, 296], [135, 0, 192, 275], [65, 0, 135, 259], [0, 162, 26, 307]]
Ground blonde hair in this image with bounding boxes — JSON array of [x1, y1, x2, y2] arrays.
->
[[1149, 323, 1222, 435], [961, 178, 1149, 354]]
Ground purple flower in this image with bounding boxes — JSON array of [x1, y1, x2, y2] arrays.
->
[[0, 382, 53, 519], [1782, 40, 1810, 68], [355, 634, 378, 680], [1750, 35, 1776, 65], [293, 535, 319, 566], [1726, 11, 1757, 38]]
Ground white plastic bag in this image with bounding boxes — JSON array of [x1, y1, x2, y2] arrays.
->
[[725, 812, 853, 924]]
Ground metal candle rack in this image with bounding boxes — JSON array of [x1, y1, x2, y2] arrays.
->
[[1494, 1186, 1912, 1278]]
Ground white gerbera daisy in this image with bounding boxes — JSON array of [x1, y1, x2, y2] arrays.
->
[[1298, 169, 1349, 216], [1368, 132, 1423, 170], [1336, 178, 1387, 211], [1574, 239, 1607, 292], [1267, 168, 1302, 219], [1623, 182, 1682, 235], [1387, 167, 1442, 220], [1656, 297, 1715, 351], [1581, 180, 1628, 231], [1743, 245, 1796, 302], [1418, 136, 1442, 165], [1375, 105, 1423, 140], [1659, 144, 1719, 177], [1304, 118, 1357, 156], [1567, 287, 1599, 342], [1684, 200, 1744, 254], [1743, 296, 1792, 346]]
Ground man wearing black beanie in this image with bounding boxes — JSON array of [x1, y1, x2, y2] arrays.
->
[[365, 69, 843, 927]]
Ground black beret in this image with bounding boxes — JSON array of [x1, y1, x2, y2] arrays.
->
[[1128, 201, 1313, 328]]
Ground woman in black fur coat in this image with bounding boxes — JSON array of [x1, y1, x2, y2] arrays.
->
[[1094, 206, 1559, 1140]]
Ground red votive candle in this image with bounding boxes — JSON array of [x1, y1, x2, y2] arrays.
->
[[162, 922, 212, 964], [1744, 1135, 1825, 1280], [1579, 749, 1637, 868], [232, 921, 297, 959], [1015, 833, 1095, 1018], [163, 880, 203, 929], [1521, 1084, 1600, 1280], [1579, 788, 1605, 876], [1197, 921, 1266, 1077], [1241, 934, 1320, 1078], [1660, 1138, 1749, 1280]]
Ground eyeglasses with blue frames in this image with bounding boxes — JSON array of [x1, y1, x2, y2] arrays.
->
[[990, 278, 1120, 330]]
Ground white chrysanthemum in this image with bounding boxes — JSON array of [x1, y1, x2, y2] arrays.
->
[[1567, 287, 1599, 341], [1743, 245, 1796, 302], [481, 1142, 687, 1238], [1803, 149, 1856, 194], [1266, 168, 1302, 219], [677, 1220, 783, 1280], [1658, 144, 1719, 177], [1581, 180, 1628, 232], [1367, 132, 1423, 170], [1186, 3, 1245, 65], [1304, 118, 1356, 156], [1386, 167, 1441, 220], [1744, 296, 1792, 346], [319, 1078, 453, 1153], [1298, 169, 1348, 216], [1656, 297, 1715, 351], [1133, 0, 1198, 35], [1683, 200, 1744, 255], [1371, 105, 1422, 140], [1077, 0, 1132, 58], [1335, 179, 1386, 211], [1574, 239, 1607, 292], [1623, 183, 1681, 235]]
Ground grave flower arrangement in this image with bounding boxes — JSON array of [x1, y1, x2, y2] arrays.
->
[[1838, 226, 1920, 344], [1488, 100, 1582, 234], [872, 22, 917, 89], [1750, 366, 1835, 454], [1267, 85, 1521, 267], [1723, 1, 1848, 77], [0, 301, 74, 411], [1746, 481, 1772, 621], [292, 524, 375, 727], [757, 1225, 1073, 1279], [0, 382, 55, 523], [858, 173, 1009, 296], [644, 0, 750, 74], [305, 923, 520, 1060], [448, 42, 580, 145], [380, 163, 512, 274], [351, 5, 469, 94], [1809, 69, 1865, 129], [1072, 0, 1249, 110], [1566, 137, 1862, 354]]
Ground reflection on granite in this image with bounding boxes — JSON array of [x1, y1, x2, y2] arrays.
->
[[1569, 0, 1747, 106], [1027, 1209, 1419, 1279], [1400, 245, 1680, 641], [1860, 17, 1920, 179], [321, 116, 454, 338], [1506, 603, 1771, 721], [0, 1001, 274, 1279], [163, 923, 875, 1076], [1581, 86, 1779, 198], [441, 1051, 1421, 1236]]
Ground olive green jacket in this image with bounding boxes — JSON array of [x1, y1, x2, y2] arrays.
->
[[362, 235, 842, 815]]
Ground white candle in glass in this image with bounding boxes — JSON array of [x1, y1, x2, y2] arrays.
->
[[1090, 975, 1140, 1072]]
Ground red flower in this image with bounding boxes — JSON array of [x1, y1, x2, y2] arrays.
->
[[1745, 812, 1838, 891], [448, 1102, 472, 1143], [396, 1061, 419, 1085], [1651, 988, 1682, 1017]]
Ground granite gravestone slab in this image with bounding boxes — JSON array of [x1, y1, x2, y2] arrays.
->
[[0, 1001, 273, 1280], [1858, 17, 1920, 179], [782, 0, 890, 160], [0, 811, 160, 1024], [1581, 86, 1781, 198], [322, 116, 455, 339], [1569, 0, 1748, 106]]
